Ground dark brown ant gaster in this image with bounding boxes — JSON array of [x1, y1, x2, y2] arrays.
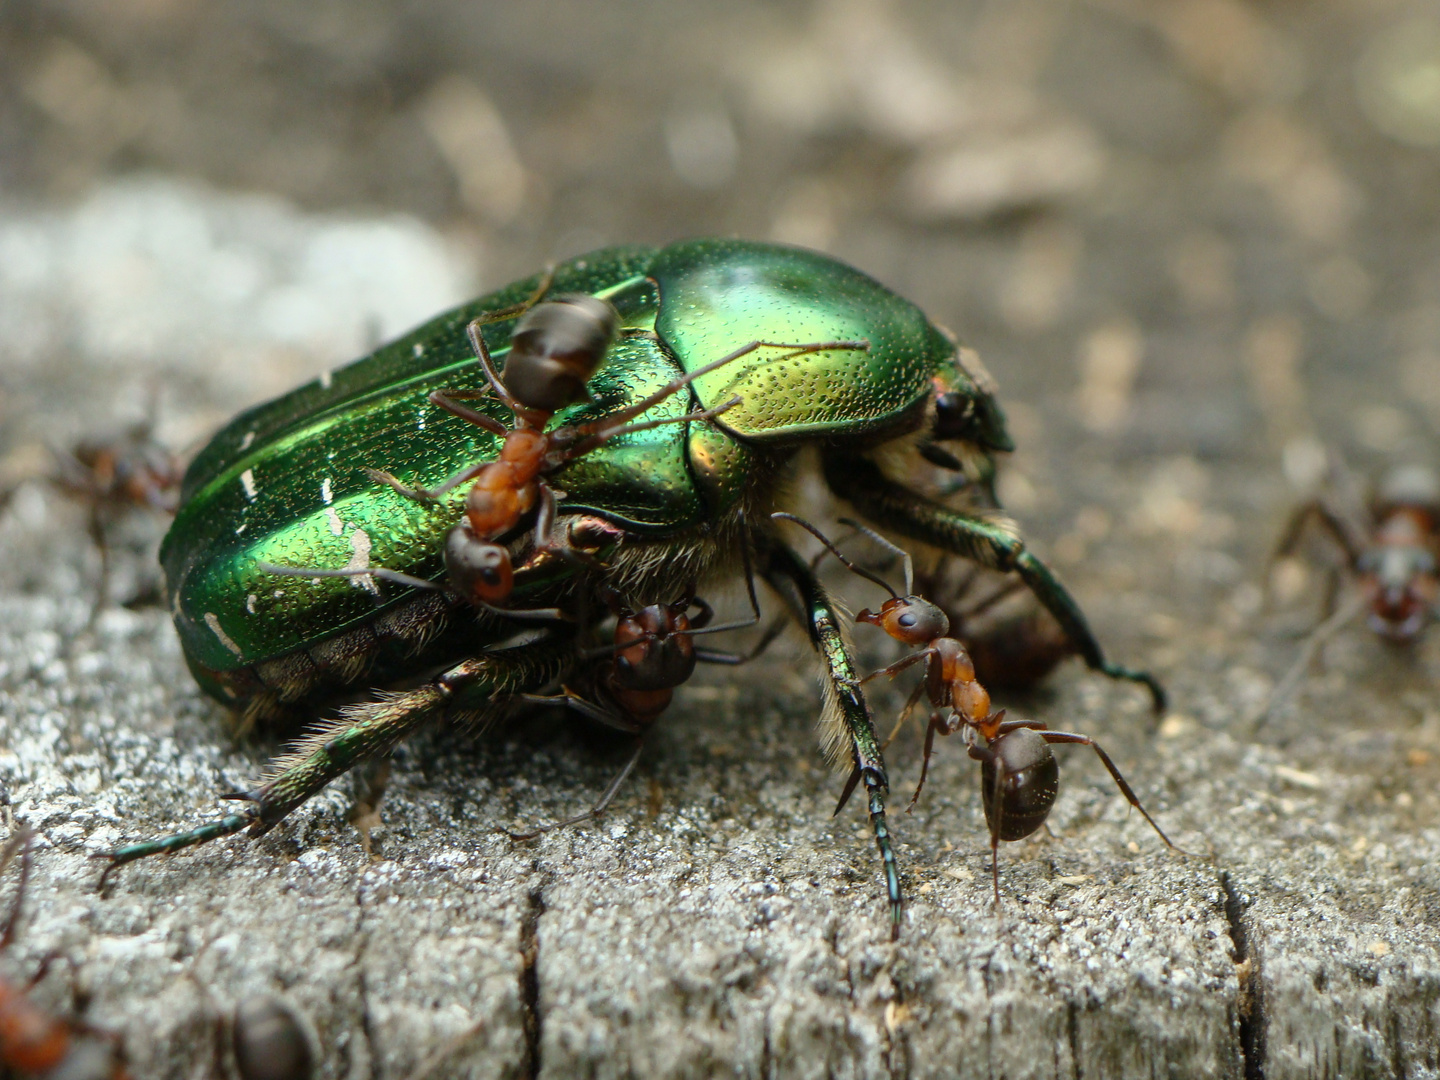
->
[[0, 828, 129, 1080], [265, 271, 867, 611], [774, 514, 1180, 902]]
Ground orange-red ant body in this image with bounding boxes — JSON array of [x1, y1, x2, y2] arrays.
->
[[776, 514, 1179, 901], [0, 830, 129, 1080], [269, 275, 866, 612]]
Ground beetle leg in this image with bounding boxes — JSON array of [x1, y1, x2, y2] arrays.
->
[[1035, 730, 1183, 853], [759, 536, 902, 939], [95, 634, 577, 883], [824, 452, 1166, 712]]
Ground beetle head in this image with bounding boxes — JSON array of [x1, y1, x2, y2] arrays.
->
[[930, 346, 1013, 455], [503, 294, 620, 414], [445, 521, 514, 604]]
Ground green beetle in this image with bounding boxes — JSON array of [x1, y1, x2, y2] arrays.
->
[[102, 239, 1162, 938]]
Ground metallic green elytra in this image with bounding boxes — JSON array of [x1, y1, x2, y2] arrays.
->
[[122, 238, 1163, 939]]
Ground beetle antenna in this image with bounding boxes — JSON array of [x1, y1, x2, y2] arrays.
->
[[771, 513, 898, 598], [837, 518, 914, 596]]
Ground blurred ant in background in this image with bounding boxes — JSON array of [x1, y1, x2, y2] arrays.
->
[[0, 827, 130, 1079], [775, 513, 1179, 901], [1262, 460, 1440, 719]]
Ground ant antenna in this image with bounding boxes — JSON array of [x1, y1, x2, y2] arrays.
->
[[837, 517, 914, 596], [771, 513, 898, 598]]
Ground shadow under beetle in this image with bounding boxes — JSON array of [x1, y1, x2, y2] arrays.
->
[[778, 514, 1179, 903], [98, 240, 1163, 939]]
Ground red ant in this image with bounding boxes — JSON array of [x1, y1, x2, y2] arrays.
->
[[505, 548, 784, 838], [0, 828, 129, 1080], [265, 273, 867, 613], [775, 514, 1180, 902], [0, 404, 182, 620], [1263, 462, 1440, 717]]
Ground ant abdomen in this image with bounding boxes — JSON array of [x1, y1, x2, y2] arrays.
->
[[978, 727, 1059, 842], [503, 294, 620, 413]]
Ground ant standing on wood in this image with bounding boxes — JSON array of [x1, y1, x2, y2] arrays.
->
[[265, 270, 868, 614], [774, 514, 1180, 902], [0, 828, 129, 1079], [1262, 462, 1440, 718]]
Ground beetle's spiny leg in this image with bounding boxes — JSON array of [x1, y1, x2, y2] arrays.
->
[[427, 391, 509, 438], [761, 537, 902, 937], [96, 637, 578, 882], [1037, 730, 1186, 854], [504, 736, 646, 841], [827, 451, 1167, 712]]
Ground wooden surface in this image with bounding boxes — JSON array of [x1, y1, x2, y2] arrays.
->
[[3, 1, 1440, 1076]]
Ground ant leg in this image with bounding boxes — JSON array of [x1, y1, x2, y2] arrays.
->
[[1272, 499, 1365, 568], [515, 688, 643, 734], [881, 679, 928, 750], [1, 826, 33, 948], [693, 615, 788, 665], [908, 712, 961, 812], [860, 649, 931, 685], [572, 338, 870, 439], [364, 458, 491, 503], [1257, 589, 1366, 724], [1038, 731, 1183, 852], [426, 391, 509, 437], [86, 502, 110, 627], [257, 562, 440, 593], [95, 635, 577, 884], [505, 736, 645, 841], [824, 452, 1166, 711]]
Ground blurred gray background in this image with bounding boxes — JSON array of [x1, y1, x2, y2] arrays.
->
[[2, 1, 1440, 1077]]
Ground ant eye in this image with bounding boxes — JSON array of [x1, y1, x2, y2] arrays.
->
[[897, 612, 916, 627]]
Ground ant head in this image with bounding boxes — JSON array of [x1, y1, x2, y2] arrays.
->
[[856, 596, 950, 646], [613, 604, 697, 692], [503, 294, 620, 414], [979, 727, 1059, 843], [1358, 546, 1438, 642], [445, 522, 514, 604]]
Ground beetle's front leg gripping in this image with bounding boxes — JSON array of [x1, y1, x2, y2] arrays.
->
[[97, 636, 577, 883], [1011, 550, 1165, 711], [761, 538, 903, 938], [825, 452, 1165, 712]]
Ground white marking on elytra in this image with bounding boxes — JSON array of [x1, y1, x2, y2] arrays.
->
[[319, 369, 333, 389], [235, 523, 247, 536], [239, 430, 256, 451], [246, 593, 258, 614], [204, 612, 244, 656], [273, 589, 285, 599], [326, 507, 344, 536], [413, 342, 425, 359], [346, 527, 380, 595], [321, 477, 334, 505], [418, 410, 426, 431], [240, 468, 257, 501]]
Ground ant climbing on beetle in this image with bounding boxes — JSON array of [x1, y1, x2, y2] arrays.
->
[[264, 269, 869, 613], [0, 828, 130, 1079], [774, 513, 1180, 902]]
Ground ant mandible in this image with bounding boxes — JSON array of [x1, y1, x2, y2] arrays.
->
[[0, 828, 130, 1079], [774, 513, 1180, 902], [266, 271, 867, 612]]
